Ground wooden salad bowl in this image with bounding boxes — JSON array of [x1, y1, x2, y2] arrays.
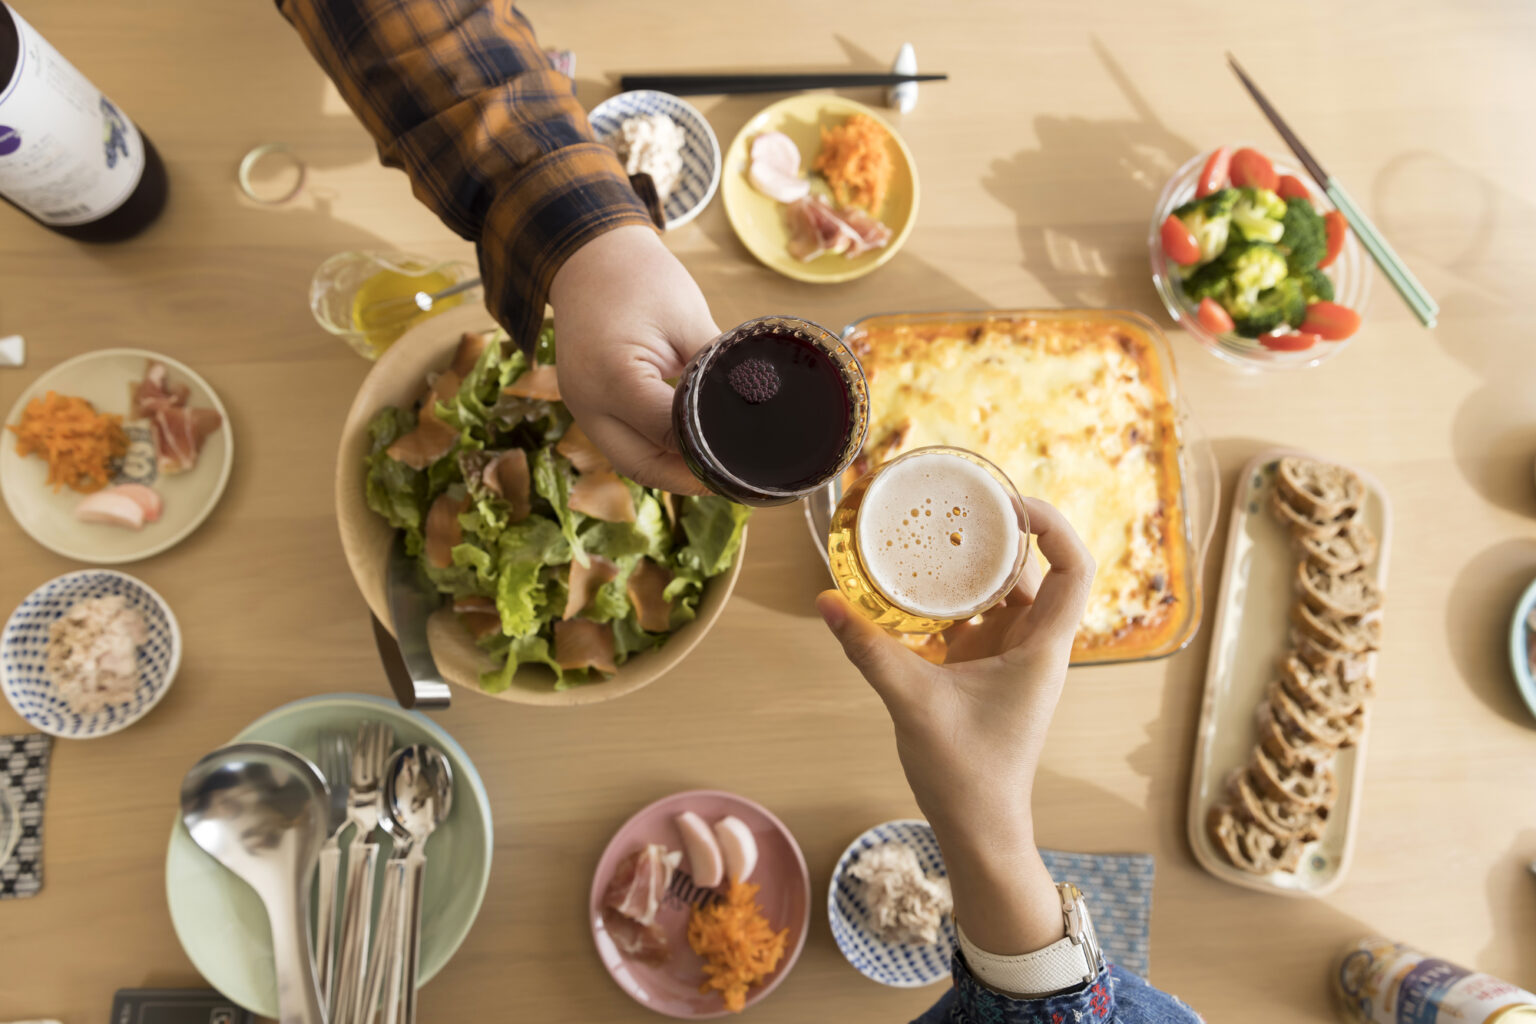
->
[[334, 304, 746, 707]]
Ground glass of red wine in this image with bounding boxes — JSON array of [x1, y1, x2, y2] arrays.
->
[[672, 315, 869, 507]]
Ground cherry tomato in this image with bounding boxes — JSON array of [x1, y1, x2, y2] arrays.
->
[[1160, 214, 1202, 265], [1300, 301, 1361, 341], [1320, 210, 1348, 268], [1277, 175, 1311, 201], [1196, 298, 1235, 334], [1259, 331, 1320, 352], [1196, 147, 1231, 197], [1230, 148, 1279, 191]]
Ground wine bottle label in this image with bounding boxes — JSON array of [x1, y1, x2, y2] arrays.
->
[[0, 6, 145, 226]]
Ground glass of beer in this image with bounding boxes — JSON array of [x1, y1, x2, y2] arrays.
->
[[827, 446, 1030, 633], [672, 315, 869, 507]]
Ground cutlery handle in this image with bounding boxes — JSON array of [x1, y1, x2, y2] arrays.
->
[[315, 840, 342, 1006], [267, 875, 325, 1024], [363, 858, 410, 1024], [333, 842, 379, 1024], [400, 853, 427, 1024]]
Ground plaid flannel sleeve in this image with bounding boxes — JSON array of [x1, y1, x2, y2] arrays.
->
[[276, 0, 654, 348]]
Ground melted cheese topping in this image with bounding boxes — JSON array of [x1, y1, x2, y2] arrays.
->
[[851, 318, 1186, 653]]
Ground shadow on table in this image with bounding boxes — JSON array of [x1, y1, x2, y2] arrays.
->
[[1482, 829, 1536, 989], [1373, 151, 1536, 518], [981, 38, 1197, 313], [1444, 537, 1536, 728]]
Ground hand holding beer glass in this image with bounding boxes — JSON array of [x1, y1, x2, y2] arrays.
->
[[818, 487, 1098, 957]]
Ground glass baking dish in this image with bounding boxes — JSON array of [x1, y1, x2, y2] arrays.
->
[[803, 308, 1219, 666]]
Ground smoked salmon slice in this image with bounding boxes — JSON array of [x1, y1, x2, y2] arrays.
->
[[503, 364, 561, 401], [424, 492, 469, 568], [569, 471, 636, 523], [554, 422, 610, 475], [481, 449, 532, 522], [626, 557, 675, 632], [554, 618, 616, 674], [563, 555, 619, 620]]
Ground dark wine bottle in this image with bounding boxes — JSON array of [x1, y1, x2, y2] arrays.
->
[[0, 1, 167, 242]]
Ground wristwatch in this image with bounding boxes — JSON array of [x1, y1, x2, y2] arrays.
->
[[1058, 881, 1106, 984], [955, 883, 1106, 996]]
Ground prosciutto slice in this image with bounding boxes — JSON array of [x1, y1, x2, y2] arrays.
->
[[453, 596, 502, 640], [626, 558, 675, 632], [554, 618, 616, 674], [569, 471, 636, 523], [602, 909, 671, 966], [130, 360, 223, 475], [554, 422, 610, 475], [480, 449, 532, 523], [503, 364, 561, 401], [604, 844, 682, 925], [785, 195, 892, 263], [563, 555, 619, 620]]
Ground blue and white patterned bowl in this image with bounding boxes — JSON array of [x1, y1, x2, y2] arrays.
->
[[2, 569, 180, 738], [588, 90, 721, 231], [829, 818, 957, 988]]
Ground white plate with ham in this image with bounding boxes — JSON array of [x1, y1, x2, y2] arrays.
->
[[590, 789, 810, 1018], [0, 348, 231, 564]]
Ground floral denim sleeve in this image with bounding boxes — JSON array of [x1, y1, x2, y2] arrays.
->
[[911, 952, 1204, 1024]]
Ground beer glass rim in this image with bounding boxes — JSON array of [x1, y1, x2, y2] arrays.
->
[[679, 315, 870, 499], [850, 445, 1031, 623]]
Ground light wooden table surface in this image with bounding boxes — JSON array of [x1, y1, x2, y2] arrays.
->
[[3, 1, 1535, 1021]]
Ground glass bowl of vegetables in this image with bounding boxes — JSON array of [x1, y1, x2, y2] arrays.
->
[[1149, 146, 1371, 371]]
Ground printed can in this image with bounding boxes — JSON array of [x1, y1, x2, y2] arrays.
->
[[1334, 937, 1536, 1024]]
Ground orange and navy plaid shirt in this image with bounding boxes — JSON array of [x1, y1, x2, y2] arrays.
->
[[277, 0, 653, 349]]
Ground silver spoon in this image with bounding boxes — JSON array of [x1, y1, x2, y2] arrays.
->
[[180, 742, 328, 1024], [358, 277, 481, 324], [362, 744, 454, 1024]]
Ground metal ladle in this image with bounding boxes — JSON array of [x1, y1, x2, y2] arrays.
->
[[361, 744, 454, 1024], [180, 742, 329, 1024]]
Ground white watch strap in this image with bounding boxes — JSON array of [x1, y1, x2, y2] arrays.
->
[[956, 922, 1096, 996]]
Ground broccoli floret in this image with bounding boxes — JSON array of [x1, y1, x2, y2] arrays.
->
[[1173, 188, 1238, 264], [1231, 187, 1287, 244], [1181, 257, 1232, 301], [1279, 197, 1326, 273], [1219, 240, 1288, 297], [1231, 279, 1307, 338], [1300, 267, 1334, 303]]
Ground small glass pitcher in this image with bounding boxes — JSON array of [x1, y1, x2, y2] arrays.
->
[[309, 250, 481, 360]]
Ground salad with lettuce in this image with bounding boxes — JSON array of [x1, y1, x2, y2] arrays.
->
[[364, 326, 749, 692]]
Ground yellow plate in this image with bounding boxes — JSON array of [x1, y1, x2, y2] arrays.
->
[[722, 95, 919, 284]]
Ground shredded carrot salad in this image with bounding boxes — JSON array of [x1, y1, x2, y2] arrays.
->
[[687, 879, 789, 1013], [7, 391, 128, 493], [814, 113, 894, 214]]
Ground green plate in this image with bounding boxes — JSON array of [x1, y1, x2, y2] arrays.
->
[[164, 694, 493, 1017]]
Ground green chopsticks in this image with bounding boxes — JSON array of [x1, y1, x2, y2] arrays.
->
[[1227, 54, 1439, 328]]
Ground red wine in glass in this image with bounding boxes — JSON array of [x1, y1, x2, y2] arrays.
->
[[673, 316, 868, 507]]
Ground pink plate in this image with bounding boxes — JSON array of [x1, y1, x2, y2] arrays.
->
[[589, 789, 811, 1018]]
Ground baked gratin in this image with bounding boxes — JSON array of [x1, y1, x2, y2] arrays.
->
[[844, 313, 1192, 662]]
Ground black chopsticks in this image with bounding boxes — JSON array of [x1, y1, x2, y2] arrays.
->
[[1227, 53, 1439, 328], [618, 72, 947, 96]]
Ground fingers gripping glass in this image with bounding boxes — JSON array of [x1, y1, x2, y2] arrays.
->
[[827, 446, 1030, 633]]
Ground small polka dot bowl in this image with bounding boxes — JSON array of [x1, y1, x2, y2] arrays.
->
[[2, 569, 180, 739], [588, 90, 722, 231], [829, 818, 956, 987]]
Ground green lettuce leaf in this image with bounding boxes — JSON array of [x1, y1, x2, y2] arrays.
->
[[674, 496, 750, 578], [494, 558, 547, 637], [530, 447, 588, 567], [580, 493, 671, 563], [479, 633, 565, 693], [498, 515, 570, 567], [612, 614, 663, 661], [363, 407, 427, 554]]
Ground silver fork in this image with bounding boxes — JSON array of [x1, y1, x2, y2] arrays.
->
[[330, 721, 393, 1024], [315, 732, 353, 1007]]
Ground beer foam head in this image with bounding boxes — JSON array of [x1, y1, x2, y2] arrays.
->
[[856, 450, 1022, 619]]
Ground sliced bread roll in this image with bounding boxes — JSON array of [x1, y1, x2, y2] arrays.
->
[[1250, 743, 1336, 809], [1271, 488, 1358, 541], [1277, 457, 1364, 519], [1268, 679, 1352, 749], [1293, 634, 1373, 683], [1292, 601, 1382, 655], [1228, 767, 1330, 842], [1297, 561, 1383, 621], [1300, 520, 1379, 576], [1279, 652, 1373, 719], [1208, 803, 1307, 875], [1255, 702, 1335, 768]]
